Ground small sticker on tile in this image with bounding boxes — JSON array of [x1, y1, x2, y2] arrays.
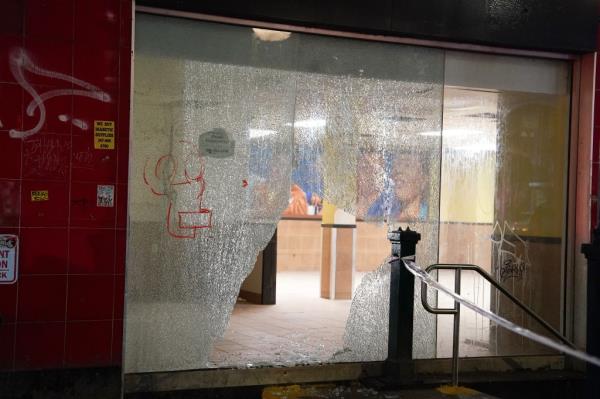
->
[[30, 190, 49, 201], [94, 120, 115, 150], [97, 185, 114, 207]]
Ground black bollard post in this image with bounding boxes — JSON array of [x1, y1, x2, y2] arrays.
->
[[582, 228, 600, 399], [386, 226, 421, 379]]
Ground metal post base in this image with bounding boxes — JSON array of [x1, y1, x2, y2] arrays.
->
[[384, 359, 416, 380]]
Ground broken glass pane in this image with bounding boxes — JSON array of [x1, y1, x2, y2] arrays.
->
[[288, 33, 445, 360], [126, 16, 296, 372], [127, 13, 444, 373]]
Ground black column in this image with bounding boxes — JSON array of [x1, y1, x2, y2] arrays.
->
[[386, 227, 421, 378], [261, 228, 277, 305]]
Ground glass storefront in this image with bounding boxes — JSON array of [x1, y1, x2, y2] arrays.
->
[[125, 13, 571, 373]]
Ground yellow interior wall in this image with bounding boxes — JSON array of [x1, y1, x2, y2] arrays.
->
[[495, 93, 569, 238], [440, 92, 568, 234], [440, 151, 496, 224]]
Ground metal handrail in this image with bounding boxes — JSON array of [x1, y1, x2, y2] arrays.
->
[[419, 262, 576, 386]]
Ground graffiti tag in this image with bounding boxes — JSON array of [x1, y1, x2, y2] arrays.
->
[[491, 221, 531, 282], [143, 141, 212, 239], [8, 48, 111, 139]]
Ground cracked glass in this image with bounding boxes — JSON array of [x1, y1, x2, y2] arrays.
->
[[127, 14, 444, 372], [127, 13, 570, 374]]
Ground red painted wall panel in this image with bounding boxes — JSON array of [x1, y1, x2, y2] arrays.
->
[[594, 24, 600, 232], [0, 0, 131, 371]]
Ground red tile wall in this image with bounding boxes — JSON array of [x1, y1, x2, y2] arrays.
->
[[0, 0, 131, 371]]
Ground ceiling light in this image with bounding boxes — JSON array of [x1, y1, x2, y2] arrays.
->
[[249, 128, 276, 138], [252, 28, 291, 42], [453, 143, 497, 153], [418, 129, 486, 137], [286, 119, 327, 129]]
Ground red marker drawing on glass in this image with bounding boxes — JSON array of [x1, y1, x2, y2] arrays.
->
[[143, 141, 212, 239]]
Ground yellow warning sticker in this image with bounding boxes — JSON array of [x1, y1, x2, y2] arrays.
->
[[30, 190, 49, 201], [94, 120, 115, 150]]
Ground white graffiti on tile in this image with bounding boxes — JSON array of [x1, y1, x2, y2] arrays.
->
[[8, 48, 111, 139]]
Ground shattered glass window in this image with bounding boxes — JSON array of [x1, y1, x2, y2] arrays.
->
[[126, 14, 443, 373], [126, 17, 296, 372], [127, 13, 569, 374]]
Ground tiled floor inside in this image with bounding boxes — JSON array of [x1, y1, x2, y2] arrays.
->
[[208, 270, 499, 367], [208, 271, 361, 367]]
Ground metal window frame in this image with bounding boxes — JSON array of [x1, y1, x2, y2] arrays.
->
[[566, 53, 596, 353]]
